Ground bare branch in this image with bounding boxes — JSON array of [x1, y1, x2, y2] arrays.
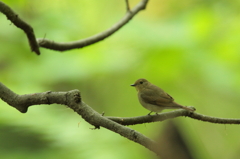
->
[[0, 82, 75, 113], [37, 0, 149, 51], [2, 82, 240, 155], [0, 2, 40, 55], [107, 110, 240, 125], [0, 0, 148, 54], [75, 101, 161, 155], [0, 82, 160, 155]]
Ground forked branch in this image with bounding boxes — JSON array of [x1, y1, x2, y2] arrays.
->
[[1, 82, 240, 156], [0, 0, 148, 54], [0, 82, 160, 155]]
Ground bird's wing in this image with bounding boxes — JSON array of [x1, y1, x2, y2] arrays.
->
[[140, 88, 174, 106]]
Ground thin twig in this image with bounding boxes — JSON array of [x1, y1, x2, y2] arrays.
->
[[125, 0, 131, 12]]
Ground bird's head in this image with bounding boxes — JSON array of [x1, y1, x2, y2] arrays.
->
[[131, 78, 150, 92]]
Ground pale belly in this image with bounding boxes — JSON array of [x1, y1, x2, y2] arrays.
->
[[138, 96, 164, 113]]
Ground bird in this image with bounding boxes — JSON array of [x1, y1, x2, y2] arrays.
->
[[131, 78, 195, 115]]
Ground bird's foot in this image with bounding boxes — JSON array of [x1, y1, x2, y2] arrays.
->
[[147, 111, 153, 115]]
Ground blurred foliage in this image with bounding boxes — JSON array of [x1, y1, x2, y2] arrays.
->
[[1, 0, 240, 159]]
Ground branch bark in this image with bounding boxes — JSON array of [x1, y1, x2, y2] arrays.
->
[[107, 110, 240, 125], [0, 1, 40, 55], [37, 0, 149, 51], [0, 82, 160, 155]]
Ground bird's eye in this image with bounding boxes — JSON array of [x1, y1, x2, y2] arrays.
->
[[140, 81, 143, 84]]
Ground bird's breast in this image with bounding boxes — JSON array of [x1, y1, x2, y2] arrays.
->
[[137, 92, 164, 113]]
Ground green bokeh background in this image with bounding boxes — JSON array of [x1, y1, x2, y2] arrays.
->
[[1, 0, 240, 158]]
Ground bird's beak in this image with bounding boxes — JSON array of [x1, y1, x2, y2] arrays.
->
[[130, 84, 136, 87]]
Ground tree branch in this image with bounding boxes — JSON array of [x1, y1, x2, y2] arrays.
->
[[37, 0, 149, 51], [0, 82, 160, 155], [0, 82, 72, 113], [107, 110, 240, 125], [0, 0, 148, 54], [0, 1, 40, 55], [1, 82, 240, 155]]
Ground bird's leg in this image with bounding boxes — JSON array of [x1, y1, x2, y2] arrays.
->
[[147, 111, 152, 115]]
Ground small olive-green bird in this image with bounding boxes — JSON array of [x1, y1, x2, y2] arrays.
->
[[131, 78, 195, 115]]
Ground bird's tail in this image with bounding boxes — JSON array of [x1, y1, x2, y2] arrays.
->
[[174, 102, 196, 112], [180, 105, 196, 112]]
